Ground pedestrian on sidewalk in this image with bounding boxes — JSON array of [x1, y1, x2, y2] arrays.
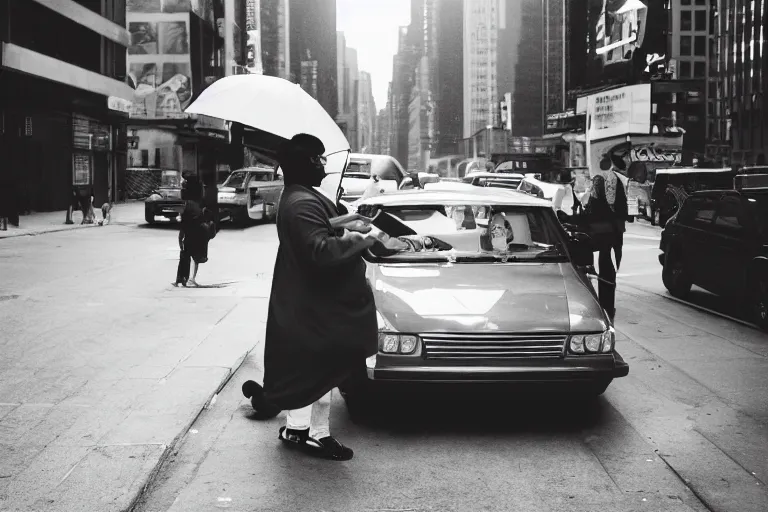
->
[[173, 176, 214, 287], [585, 157, 629, 323], [244, 134, 379, 461]]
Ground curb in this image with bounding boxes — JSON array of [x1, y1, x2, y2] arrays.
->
[[0, 223, 100, 239], [125, 346, 255, 512], [620, 282, 760, 331]]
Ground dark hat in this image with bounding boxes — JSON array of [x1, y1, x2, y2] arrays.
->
[[277, 133, 325, 166], [599, 157, 613, 171]]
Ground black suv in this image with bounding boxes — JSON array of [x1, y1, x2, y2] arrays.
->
[[659, 185, 768, 331]]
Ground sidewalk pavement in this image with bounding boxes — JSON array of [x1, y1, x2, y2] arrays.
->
[[0, 221, 278, 511], [0, 201, 147, 239]]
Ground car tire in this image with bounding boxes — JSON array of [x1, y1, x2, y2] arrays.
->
[[145, 212, 155, 225], [662, 249, 692, 298], [591, 379, 611, 397], [338, 370, 375, 424], [233, 210, 249, 227], [751, 277, 768, 332]]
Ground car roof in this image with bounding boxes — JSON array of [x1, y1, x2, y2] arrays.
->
[[358, 187, 552, 207], [655, 167, 732, 175], [464, 172, 523, 179]]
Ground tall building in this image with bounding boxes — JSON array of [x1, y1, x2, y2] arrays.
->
[[714, 0, 768, 165], [434, 0, 464, 156], [260, 0, 290, 79], [290, 0, 337, 118], [462, 0, 499, 138], [1, 0, 133, 211], [375, 105, 391, 155], [543, 0, 567, 116], [357, 71, 377, 153], [390, 26, 420, 168], [336, 33, 359, 151], [245, 0, 263, 74], [506, 0, 545, 136]]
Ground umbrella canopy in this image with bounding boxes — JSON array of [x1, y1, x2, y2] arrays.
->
[[185, 74, 350, 155]]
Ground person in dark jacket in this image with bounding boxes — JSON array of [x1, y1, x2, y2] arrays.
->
[[0, 173, 16, 230], [586, 157, 629, 323], [244, 134, 378, 461], [173, 176, 212, 287]]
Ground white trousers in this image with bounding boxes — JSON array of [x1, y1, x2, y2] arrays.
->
[[285, 390, 332, 440]]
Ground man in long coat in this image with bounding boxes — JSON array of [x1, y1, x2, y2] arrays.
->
[[244, 134, 378, 461]]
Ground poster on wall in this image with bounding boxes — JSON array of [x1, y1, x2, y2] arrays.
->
[[128, 22, 158, 54], [73, 153, 92, 185], [127, 13, 193, 119]]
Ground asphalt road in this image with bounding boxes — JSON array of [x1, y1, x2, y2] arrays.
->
[[1, 212, 765, 512], [128, 221, 768, 512]]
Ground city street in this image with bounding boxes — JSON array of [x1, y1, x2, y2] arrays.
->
[[1, 212, 766, 512]]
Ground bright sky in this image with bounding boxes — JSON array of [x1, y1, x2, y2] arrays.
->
[[336, 0, 411, 112]]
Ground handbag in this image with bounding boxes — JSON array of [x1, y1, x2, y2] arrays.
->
[[563, 213, 616, 252]]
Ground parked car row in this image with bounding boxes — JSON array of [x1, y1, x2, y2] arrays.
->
[[659, 169, 768, 331]]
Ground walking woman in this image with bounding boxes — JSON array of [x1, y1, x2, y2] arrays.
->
[[174, 176, 213, 287], [585, 157, 629, 323]]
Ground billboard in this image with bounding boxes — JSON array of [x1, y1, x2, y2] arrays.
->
[[595, 0, 648, 66], [127, 12, 193, 119], [586, 83, 651, 141]]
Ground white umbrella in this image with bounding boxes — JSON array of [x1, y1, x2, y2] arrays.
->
[[184, 74, 350, 155]]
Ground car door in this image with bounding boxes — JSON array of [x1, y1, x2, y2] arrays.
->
[[675, 195, 719, 289], [707, 194, 757, 297]]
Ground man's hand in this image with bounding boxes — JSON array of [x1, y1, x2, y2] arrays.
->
[[330, 213, 375, 233]]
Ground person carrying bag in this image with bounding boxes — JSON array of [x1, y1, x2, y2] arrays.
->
[[560, 158, 629, 323]]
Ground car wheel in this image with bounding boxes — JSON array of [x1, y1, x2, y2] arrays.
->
[[662, 250, 692, 298], [338, 371, 375, 424], [751, 277, 768, 332], [145, 212, 155, 224], [591, 379, 611, 396]]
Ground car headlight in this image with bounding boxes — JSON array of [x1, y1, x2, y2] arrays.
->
[[376, 312, 419, 354], [569, 326, 615, 355]]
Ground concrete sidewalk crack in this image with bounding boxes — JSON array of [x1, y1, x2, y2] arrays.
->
[[693, 427, 766, 487]]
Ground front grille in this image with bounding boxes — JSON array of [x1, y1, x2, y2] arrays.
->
[[421, 333, 567, 360]]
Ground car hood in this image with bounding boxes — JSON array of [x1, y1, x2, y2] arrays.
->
[[368, 262, 607, 334]]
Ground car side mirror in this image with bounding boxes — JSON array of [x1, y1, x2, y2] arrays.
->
[[569, 234, 594, 267]]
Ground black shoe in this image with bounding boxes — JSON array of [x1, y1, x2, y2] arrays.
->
[[278, 427, 354, 461], [243, 380, 281, 419]]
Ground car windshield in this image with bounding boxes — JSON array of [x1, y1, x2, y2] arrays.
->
[[361, 203, 567, 263], [346, 160, 372, 179], [161, 171, 181, 188], [222, 171, 247, 189]]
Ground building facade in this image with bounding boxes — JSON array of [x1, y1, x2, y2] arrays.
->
[[714, 0, 767, 165], [390, 26, 420, 168], [260, 0, 290, 79], [504, 0, 545, 137], [462, 0, 499, 138], [336, 33, 359, 151], [357, 71, 377, 153], [1, 0, 134, 211], [434, 0, 464, 157], [290, 0, 337, 118], [544, 0, 568, 117], [125, 0, 235, 201]]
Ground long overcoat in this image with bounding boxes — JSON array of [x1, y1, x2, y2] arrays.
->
[[263, 184, 378, 410]]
